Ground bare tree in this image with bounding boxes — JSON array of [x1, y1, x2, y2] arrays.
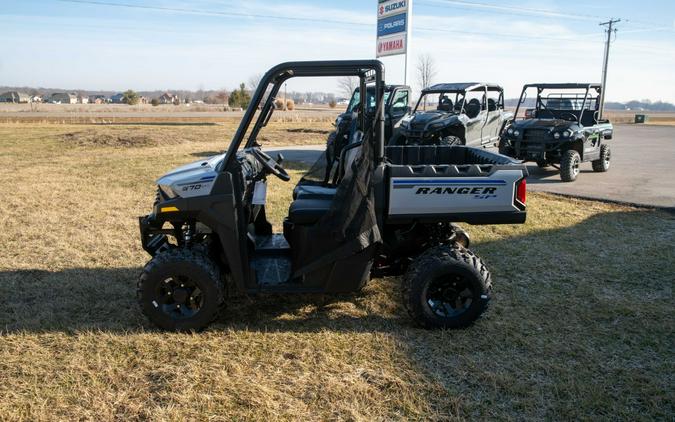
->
[[416, 53, 437, 90], [248, 73, 263, 92], [337, 76, 358, 99]]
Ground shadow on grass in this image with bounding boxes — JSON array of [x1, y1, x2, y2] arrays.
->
[[0, 265, 402, 334], [1, 209, 671, 337]]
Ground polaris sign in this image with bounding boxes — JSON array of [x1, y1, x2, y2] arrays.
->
[[377, 0, 411, 58], [378, 13, 407, 37]]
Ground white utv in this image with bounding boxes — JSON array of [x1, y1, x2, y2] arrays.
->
[[138, 60, 528, 331]]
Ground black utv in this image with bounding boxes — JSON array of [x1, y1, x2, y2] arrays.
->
[[323, 84, 410, 184], [137, 60, 529, 332], [392, 83, 512, 148], [499, 83, 613, 182]]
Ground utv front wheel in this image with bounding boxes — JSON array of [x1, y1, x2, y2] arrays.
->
[[592, 144, 611, 172], [560, 149, 581, 182], [440, 135, 462, 146], [138, 248, 224, 332], [402, 245, 491, 329]]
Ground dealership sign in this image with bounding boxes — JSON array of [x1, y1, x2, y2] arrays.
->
[[377, 0, 411, 58]]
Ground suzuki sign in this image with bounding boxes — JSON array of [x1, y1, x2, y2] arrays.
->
[[377, 0, 411, 58]]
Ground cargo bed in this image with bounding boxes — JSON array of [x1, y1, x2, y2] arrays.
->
[[384, 145, 528, 225]]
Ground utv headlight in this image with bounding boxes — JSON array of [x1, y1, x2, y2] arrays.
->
[[158, 184, 177, 200], [507, 127, 514, 135], [554, 132, 561, 140], [513, 130, 520, 137], [563, 130, 572, 138]]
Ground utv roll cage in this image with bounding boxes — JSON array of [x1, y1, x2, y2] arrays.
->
[[415, 83, 504, 116], [513, 83, 603, 125], [223, 60, 386, 166]]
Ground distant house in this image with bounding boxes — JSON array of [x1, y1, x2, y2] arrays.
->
[[89, 95, 107, 104], [30, 95, 43, 103], [139, 96, 149, 105], [158, 92, 179, 105], [0, 91, 30, 103], [51, 93, 77, 104], [77, 94, 89, 104], [110, 93, 125, 104]]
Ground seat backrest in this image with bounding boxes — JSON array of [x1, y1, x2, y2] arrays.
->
[[487, 98, 497, 111], [437, 96, 453, 112], [465, 98, 482, 118], [580, 110, 597, 127]]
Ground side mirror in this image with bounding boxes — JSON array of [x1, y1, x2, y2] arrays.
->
[[276, 153, 284, 164]]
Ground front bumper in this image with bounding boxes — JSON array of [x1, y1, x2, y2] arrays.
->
[[502, 138, 566, 160]]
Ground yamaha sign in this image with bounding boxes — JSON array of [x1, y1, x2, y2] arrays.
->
[[377, 0, 411, 58]]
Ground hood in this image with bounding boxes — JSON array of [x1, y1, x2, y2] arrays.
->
[[407, 110, 459, 130], [156, 153, 225, 199], [511, 119, 578, 132]]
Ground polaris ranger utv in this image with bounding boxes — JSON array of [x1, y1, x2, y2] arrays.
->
[[392, 83, 512, 148], [323, 84, 410, 184], [137, 60, 528, 332], [499, 83, 613, 182]]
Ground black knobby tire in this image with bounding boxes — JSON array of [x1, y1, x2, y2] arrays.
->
[[439, 135, 463, 146], [560, 149, 581, 182], [402, 244, 492, 329], [138, 248, 224, 332], [591, 144, 611, 172]]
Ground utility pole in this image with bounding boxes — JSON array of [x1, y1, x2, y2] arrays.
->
[[599, 18, 620, 120]]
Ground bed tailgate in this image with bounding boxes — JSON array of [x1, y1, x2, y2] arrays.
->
[[386, 165, 528, 225]]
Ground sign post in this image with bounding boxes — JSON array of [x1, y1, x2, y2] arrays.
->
[[376, 0, 412, 84]]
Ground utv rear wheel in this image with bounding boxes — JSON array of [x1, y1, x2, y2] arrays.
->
[[402, 245, 491, 329], [592, 144, 611, 172], [138, 248, 224, 332], [560, 149, 581, 182]]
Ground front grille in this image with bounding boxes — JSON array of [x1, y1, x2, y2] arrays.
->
[[522, 129, 548, 142], [154, 188, 162, 206]]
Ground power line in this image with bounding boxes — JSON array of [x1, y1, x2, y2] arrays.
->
[[417, 0, 606, 22], [56, 0, 370, 27], [55, 0, 605, 46]]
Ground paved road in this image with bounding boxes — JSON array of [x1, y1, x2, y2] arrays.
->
[[268, 125, 675, 209], [526, 125, 674, 208]]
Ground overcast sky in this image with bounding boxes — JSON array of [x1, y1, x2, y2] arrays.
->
[[1, 0, 674, 102]]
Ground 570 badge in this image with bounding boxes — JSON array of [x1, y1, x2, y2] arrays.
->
[[182, 183, 205, 192]]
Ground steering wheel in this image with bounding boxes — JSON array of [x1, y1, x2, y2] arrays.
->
[[250, 148, 291, 182], [560, 112, 579, 122]]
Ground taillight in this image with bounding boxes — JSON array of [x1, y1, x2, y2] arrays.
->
[[516, 178, 527, 207]]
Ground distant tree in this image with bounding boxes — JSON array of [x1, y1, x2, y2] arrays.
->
[[122, 89, 140, 105], [150, 98, 160, 106], [248, 73, 263, 92], [337, 76, 358, 99], [228, 83, 251, 109], [416, 53, 437, 91], [328, 99, 337, 109]]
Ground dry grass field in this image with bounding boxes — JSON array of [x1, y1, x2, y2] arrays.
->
[[0, 122, 673, 420]]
